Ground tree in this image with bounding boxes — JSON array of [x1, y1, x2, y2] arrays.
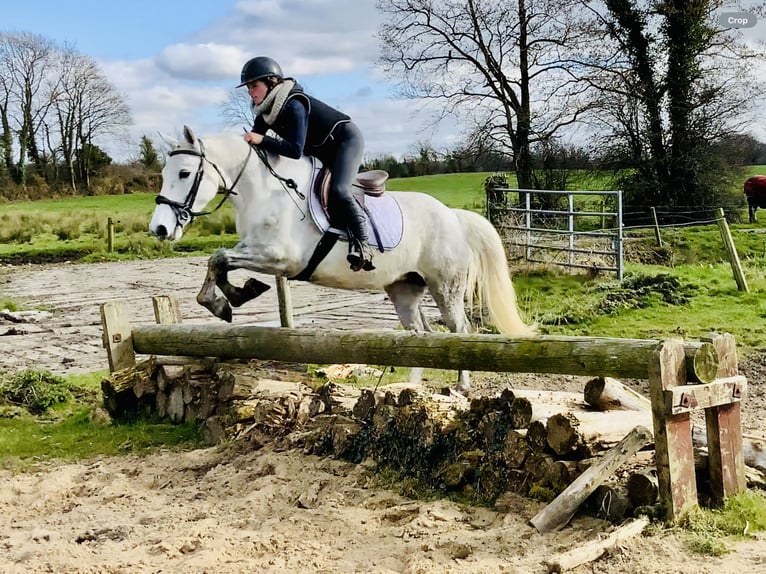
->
[[579, 0, 766, 210], [219, 88, 255, 129], [139, 135, 162, 171], [51, 47, 131, 190], [75, 143, 111, 180], [0, 31, 58, 186], [376, 0, 598, 189], [0, 34, 131, 192]]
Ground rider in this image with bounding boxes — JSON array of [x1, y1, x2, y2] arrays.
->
[[239, 56, 374, 272]]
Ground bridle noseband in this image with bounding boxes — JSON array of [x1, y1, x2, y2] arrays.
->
[[155, 139, 253, 225]]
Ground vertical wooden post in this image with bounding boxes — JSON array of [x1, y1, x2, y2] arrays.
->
[[650, 207, 663, 247], [276, 276, 294, 328], [705, 333, 746, 503], [152, 295, 183, 325], [716, 208, 749, 292], [100, 301, 135, 372], [107, 217, 115, 252], [649, 339, 697, 522]]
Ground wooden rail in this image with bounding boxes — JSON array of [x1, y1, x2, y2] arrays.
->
[[111, 321, 719, 383]]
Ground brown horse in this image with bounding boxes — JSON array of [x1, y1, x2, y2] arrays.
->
[[745, 175, 766, 223]]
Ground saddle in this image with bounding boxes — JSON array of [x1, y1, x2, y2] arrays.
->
[[294, 164, 403, 281], [314, 167, 389, 224]]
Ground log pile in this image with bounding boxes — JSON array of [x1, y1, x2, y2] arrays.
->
[[101, 361, 764, 525]]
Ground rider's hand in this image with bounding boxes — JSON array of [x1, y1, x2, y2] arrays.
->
[[243, 132, 263, 145]]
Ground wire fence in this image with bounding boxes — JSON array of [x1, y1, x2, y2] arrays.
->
[[487, 188, 746, 281]]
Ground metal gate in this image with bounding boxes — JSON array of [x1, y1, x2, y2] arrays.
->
[[487, 186, 624, 279]]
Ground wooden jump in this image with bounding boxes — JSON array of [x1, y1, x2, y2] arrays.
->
[[100, 296, 747, 523]]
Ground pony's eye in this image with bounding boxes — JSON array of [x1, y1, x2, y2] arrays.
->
[[179, 170, 191, 179]]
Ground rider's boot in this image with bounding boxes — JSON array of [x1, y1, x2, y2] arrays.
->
[[345, 209, 375, 272]]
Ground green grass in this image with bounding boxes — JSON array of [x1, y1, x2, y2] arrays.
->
[[514, 259, 766, 354], [0, 370, 204, 470], [387, 172, 497, 210], [681, 491, 766, 556]]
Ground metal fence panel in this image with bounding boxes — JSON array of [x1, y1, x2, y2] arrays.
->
[[487, 187, 624, 279]]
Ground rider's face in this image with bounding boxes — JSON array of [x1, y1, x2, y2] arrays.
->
[[247, 80, 268, 105]]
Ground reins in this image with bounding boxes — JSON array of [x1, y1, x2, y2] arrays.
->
[[253, 146, 305, 200]]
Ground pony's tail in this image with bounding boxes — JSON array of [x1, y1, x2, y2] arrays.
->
[[455, 209, 536, 337]]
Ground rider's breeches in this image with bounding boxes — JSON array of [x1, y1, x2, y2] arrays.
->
[[325, 122, 368, 243]]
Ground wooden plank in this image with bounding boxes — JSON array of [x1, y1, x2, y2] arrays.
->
[[152, 295, 183, 325], [131, 326, 716, 381], [543, 516, 649, 572], [663, 375, 746, 415], [529, 425, 652, 533], [100, 301, 135, 372], [706, 333, 746, 503], [649, 339, 697, 522]]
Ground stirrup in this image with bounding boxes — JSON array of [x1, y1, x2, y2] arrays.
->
[[347, 240, 375, 272]]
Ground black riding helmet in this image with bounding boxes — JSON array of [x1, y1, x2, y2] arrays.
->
[[237, 56, 283, 88]]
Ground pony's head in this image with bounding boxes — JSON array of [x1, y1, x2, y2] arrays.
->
[[150, 126, 226, 241]]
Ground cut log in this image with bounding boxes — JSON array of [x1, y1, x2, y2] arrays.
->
[[102, 359, 156, 395], [530, 425, 653, 533], [583, 377, 651, 411], [502, 430, 533, 469], [527, 419, 549, 452], [477, 411, 509, 447], [512, 389, 586, 421], [626, 470, 659, 507], [543, 517, 649, 573], [509, 396, 533, 429], [525, 454, 572, 493], [352, 389, 380, 421], [586, 483, 632, 522], [692, 427, 766, 472], [545, 410, 654, 456]]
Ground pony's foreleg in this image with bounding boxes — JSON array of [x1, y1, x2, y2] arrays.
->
[[197, 253, 233, 322], [208, 249, 272, 308]]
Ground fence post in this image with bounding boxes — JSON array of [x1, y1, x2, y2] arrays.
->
[[716, 208, 748, 293], [107, 217, 115, 252], [650, 207, 663, 247], [276, 276, 294, 328]]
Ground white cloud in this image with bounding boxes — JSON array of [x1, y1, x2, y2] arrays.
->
[[155, 43, 246, 81]]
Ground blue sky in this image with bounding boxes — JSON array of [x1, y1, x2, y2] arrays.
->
[[3, 1, 765, 164], [2, 0, 457, 163]]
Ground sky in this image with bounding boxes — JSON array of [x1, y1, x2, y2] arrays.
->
[[2, 1, 765, 164], [2, 0, 459, 163]]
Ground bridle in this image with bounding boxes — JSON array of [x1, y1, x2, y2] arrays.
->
[[155, 139, 252, 225]]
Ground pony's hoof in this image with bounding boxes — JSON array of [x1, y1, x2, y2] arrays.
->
[[200, 298, 233, 322], [229, 278, 271, 307], [244, 278, 271, 298], [215, 302, 233, 322]]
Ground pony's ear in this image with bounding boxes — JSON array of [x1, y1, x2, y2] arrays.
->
[[158, 131, 179, 149], [183, 125, 196, 145]]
